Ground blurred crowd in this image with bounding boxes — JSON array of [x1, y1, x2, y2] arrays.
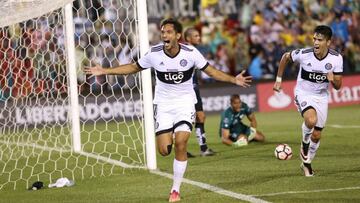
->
[[0, 0, 139, 99], [0, 0, 360, 100], [162, 0, 360, 82]]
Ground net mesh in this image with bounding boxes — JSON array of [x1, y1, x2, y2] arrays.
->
[[0, 0, 145, 190]]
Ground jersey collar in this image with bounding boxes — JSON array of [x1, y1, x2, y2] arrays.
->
[[313, 49, 329, 61], [163, 44, 181, 58]]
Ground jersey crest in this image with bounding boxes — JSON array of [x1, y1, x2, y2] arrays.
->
[[180, 59, 187, 67], [325, 63, 332, 70]]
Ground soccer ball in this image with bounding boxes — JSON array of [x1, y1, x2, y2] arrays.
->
[[274, 144, 292, 160]]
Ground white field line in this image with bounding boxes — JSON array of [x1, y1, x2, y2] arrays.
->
[[0, 139, 271, 202], [77, 151, 146, 169], [151, 169, 270, 203], [328, 124, 360, 129], [252, 186, 360, 197], [0, 140, 71, 153], [0, 140, 145, 169]]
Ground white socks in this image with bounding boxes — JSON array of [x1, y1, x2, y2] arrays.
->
[[308, 139, 320, 163], [171, 159, 188, 193], [302, 122, 313, 144]]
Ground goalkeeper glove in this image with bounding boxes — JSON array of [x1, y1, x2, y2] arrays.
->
[[232, 137, 248, 147]]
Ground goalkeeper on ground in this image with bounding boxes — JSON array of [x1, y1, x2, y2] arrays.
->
[[219, 94, 265, 147]]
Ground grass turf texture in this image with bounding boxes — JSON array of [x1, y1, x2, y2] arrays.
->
[[1, 105, 359, 203]]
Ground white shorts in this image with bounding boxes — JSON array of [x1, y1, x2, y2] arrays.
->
[[154, 102, 195, 136], [294, 92, 328, 129]]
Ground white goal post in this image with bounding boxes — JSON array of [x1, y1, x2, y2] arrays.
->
[[0, 0, 156, 190]]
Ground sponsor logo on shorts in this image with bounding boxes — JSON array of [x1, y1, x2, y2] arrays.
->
[[301, 101, 307, 107]]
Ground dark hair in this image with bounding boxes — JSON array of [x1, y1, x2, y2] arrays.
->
[[230, 94, 240, 103], [314, 25, 332, 40], [184, 27, 197, 41], [161, 18, 183, 34]]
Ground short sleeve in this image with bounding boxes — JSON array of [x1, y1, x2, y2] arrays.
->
[[220, 112, 231, 129], [246, 107, 254, 116], [243, 103, 253, 116], [290, 49, 302, 63], [137, 51, 152, 69], [333, 55, 343, 75], [193, 48, 209, 70]]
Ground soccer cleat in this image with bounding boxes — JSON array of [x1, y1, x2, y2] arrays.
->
[[169, 190, 181, 202], [300, 163, 314, 177], [187, 152, 195, 158], [300, 142, 310, 163], [200, 148, 215, 157]]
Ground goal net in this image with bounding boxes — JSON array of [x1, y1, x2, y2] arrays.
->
[[0, 0, 154, 190]]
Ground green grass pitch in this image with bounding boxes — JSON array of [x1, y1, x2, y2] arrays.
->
[[1, 105, 359, 203]]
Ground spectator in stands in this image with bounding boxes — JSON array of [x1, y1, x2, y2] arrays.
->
[[330, 12, 349, 43], [248, 50, 263, 79]]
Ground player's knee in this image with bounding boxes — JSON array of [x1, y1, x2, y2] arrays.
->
[[159, 144, 172, 156], [174, 141, 187, 153], [305, 117, 317, 128]]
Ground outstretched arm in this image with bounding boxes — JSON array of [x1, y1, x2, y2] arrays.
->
[[203, 66, 252, 87], [84, 63, 142, 76], [273, 52, 292, 92]]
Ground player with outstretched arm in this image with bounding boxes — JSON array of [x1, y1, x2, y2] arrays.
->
[[84, 18, 252, 202]]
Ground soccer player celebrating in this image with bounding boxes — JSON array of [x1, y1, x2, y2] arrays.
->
[[183, 27, 215, 157], [219, 94, 265, 147], [273, 25, 343, 177], [84, 18, 252, 202]]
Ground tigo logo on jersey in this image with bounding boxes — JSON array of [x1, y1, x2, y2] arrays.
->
[[156, 68, 194, 84], [309, 72, 327, 83], [164, 72, 184, 84], [301, 68, 328, 83]]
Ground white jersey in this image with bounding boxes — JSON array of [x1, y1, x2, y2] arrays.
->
[[291, 48, 343, 97], [137, 43, 208, 104]]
